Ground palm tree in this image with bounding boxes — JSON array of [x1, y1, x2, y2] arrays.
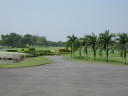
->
[[75, 38, 83, 57], [82, 35, 89, 56], [117, 33, 128, 64], [88, 33, 97, 60], [98, 30, 115, 62], [98, 38, 103, 56], [110, 40, 117, 54], [67, 35, 77, 56]]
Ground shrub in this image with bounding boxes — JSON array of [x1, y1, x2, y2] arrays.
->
[[37, 50, 55, 55], [21, 48, 30, 53], [29, 48, 37, 57], [6, 49, 18, 52], [22, 48, 38, 57], [58, 49, 71, 52], [58, 48, 71, 54], [58, 52, 70, 54]]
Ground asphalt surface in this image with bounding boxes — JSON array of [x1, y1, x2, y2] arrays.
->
[[0, 56, 128, 96]]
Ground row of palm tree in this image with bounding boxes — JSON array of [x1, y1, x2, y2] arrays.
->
[[66, 30, 128, 63]]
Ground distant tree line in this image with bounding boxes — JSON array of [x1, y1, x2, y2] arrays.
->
[[0, 33, 64, 47], [66, 30, 128, 63]]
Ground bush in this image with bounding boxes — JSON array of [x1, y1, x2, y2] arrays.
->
[[58, 52, 70, 54], [58, 49, 71, 52], [36, 50, 44, 56], [37, 50, 55, 56], [58, 49, 71, 54], [22, 48, 55, 56], [21, 48, 29, 53], [22, 48, 38, 57], [29, 48, 37, 57], [6, 49, 18, 52]]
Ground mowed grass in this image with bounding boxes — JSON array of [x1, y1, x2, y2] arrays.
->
[[0, 48, 21, 52], [66, 49, 128, 65], [0, 56, 53, 68]]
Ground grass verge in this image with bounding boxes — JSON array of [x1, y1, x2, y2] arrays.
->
[[66, 56, 128, 66], [0, 56, 53, 68]]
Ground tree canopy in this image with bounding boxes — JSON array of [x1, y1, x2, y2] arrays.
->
[[0, 33, 64, 47]]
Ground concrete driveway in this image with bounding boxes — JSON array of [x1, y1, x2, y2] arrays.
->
[[0, 56, 128, 96]]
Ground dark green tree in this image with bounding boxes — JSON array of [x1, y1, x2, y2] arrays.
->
[[88, 33, 97, 60], [75, 38, 83, 57], [82, 35, 89, 56], [67, 35, 77, 56], [117, 33, 128, 64], [98, 30, 115, 62]]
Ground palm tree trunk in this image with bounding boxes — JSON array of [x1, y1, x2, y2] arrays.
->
[[71, 49, 72, 57], [70, 46, 73, 57], [94, 49, 96, 60], [99, 48, 102, 56], [79, 48, 82, 57], [106, 46, 109, 62], [124, 49, 127, 64], [72, 48, 74, 56], [85, 47, 88, 56], [72, 50, 75, 57], [72, 44, 74, 57]]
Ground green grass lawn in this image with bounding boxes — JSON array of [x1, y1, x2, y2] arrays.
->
[[1, 46, 127, 65], [65, 49, 128, 65], [0, 56, 53, 68], [0, 48, 21, 52]]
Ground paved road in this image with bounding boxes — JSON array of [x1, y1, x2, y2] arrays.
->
[[0, 56, 128, 96]]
